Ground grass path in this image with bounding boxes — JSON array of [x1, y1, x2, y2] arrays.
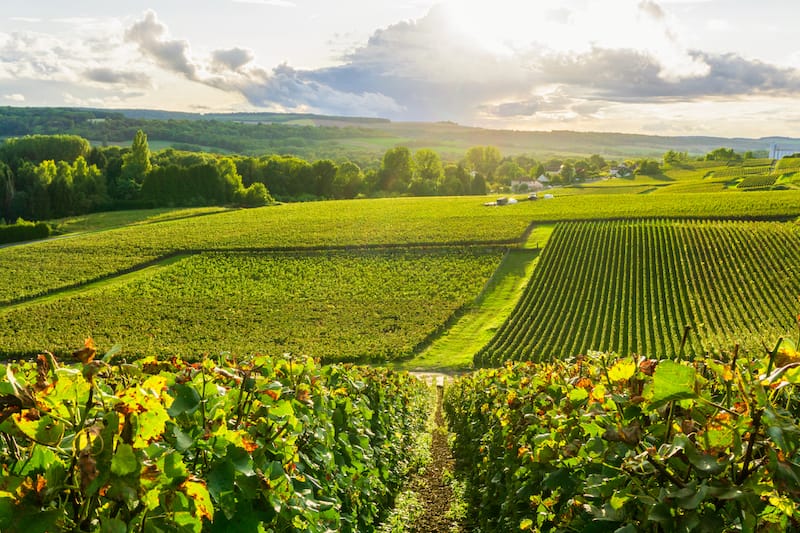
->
[[395, 225, 554, 371]]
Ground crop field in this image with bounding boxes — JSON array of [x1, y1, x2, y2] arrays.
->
[[2, 192, 800, 307], [0, 249, 502, 360], [738, 174, 778, 189], [475, 219, 800, 365], [711, 165, 772, 179]]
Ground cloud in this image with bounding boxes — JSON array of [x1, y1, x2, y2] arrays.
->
[[534, 47, 800, 102], [125, 10, 198, 80], [230, 0, 296, 6], [84, 67, 151, 87], [124, 10, 406, 117], [211, 48, 255, 72], [3, 93, 25, 102], [239, 63, 404, 116], [120, 4, 800, 125], [9, 17, 41, 23]]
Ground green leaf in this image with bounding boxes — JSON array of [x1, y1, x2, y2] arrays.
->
[[173, 425, 194, 452], [208, 460, 235, 500], [651, 361, 696, 408], [111, 443, 139, 476], [164, 452, 189, 484], [101, 344, 123, 363], [100, 517, 128, 533], [568, 387, 588, 402], [610, 493, 629, 510], [168, 384, 202, 417]]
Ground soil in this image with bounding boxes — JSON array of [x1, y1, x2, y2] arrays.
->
[[409, 385, 462, 533]]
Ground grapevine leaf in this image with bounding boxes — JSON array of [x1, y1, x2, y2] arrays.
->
[[101, 344, 123, 363], [111, 443, 138, 476], [99, 517, 127, 533], [183, 479, 214, 522], [12, 412, 65, 446], [650, 361, 696, 409], [168, 384, 202, 417], [607, 360, 636, 382], [208, 460, 235, 500]]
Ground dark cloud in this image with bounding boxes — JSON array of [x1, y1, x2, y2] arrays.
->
[[535, 47, 800, 102], [125, 10, 198, 80], [211, 48, 255, 72], [239, 63, 403, 116], [84, 67, 151, 87]]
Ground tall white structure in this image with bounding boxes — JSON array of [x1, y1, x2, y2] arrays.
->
[[769, 143, 798, 160]]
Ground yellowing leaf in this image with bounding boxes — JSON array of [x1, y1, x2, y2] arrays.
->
[[183, 479, 214, 522], [520, 518, 533, 530], [591, 383, 606, 402], [607, 360, 636, 382]]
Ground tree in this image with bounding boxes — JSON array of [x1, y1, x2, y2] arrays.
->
[[410, 149, 443, 195], [464, 146, 502, 178], [71, 156, 108, 212], [0, 162, 13, 223], [48, 161, 75, 217], [531, 163, 545, 179], [469, 173, 487, 195], [312, 159, 337, 198], [559, 162, 575, 183], [379, 147, 414, 193], [663, 150, 688, 166], [636, 159, 661, 175], [704, 147, 739, 162], [121, 130, 152, 184], [217, 158, 243, 203], [234, 182, 272, 207], [496, 161, 525, 185], [440, 164, 467, 196], [588, 154, 606, 170], [333, 161, 364, 199]]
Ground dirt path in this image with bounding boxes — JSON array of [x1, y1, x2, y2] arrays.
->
[[409, 384, 461, 533]]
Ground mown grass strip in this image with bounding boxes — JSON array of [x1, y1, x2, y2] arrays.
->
[[396, 225, 555, 370]]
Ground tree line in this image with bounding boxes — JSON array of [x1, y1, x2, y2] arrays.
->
[[2, 129, 757, 225], [0, 130, 576, 223]]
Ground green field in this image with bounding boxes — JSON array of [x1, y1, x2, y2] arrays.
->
[[3, 187, 800, 365], [475, 219, 800, 365], [0, 249, 502, 361]]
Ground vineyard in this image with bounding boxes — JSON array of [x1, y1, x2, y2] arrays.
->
[[0, 249, 502, 361], [0, 350, 431, 532], [4, 192, 800, 307], [738, 175, 778, 189], [445, 349, 800, 531], [476, 219, 800, 366], [710, 165, 772, 180]]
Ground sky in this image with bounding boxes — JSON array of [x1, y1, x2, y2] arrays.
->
[[2, 0, 800, 137]]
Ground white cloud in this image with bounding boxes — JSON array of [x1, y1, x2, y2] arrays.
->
[[706, 19, 732, 32], [230, 0, 296, 6], [2, 93, 24, 102]]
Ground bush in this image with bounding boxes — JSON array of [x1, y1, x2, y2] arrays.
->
[[233, 182, 272, 207], [0, 218, 50, 244]]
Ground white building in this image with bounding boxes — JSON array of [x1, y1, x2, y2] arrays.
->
[[769, 144, 799, 160]]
